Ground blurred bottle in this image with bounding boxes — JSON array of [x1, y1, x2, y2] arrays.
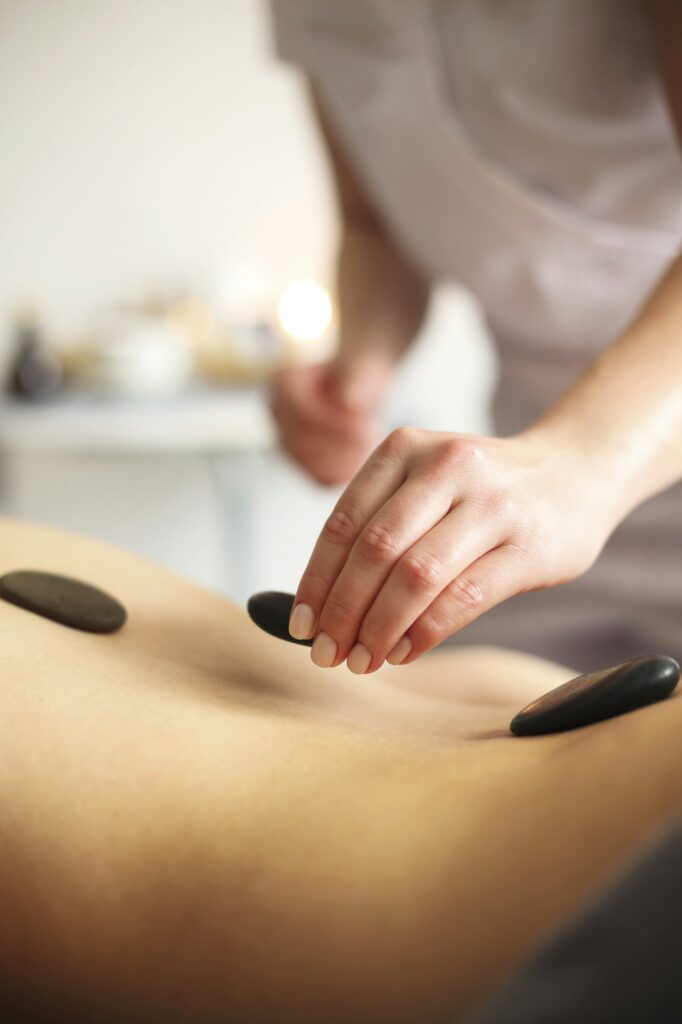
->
[[7, 308, 63, 401]]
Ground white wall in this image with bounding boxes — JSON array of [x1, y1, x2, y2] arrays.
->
[[0, 0, 336, 347]]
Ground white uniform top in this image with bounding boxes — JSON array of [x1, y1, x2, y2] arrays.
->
[[272, 0, 682, 670]]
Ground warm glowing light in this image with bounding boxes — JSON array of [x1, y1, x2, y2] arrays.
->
[[277, 280, 332, 342]]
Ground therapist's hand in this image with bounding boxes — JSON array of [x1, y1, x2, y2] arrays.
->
[[269, 351, 394, 486], [287, 427, 619, 673]]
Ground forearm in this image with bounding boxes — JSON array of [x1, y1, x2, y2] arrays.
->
[[524, 250, 682, 521], [336, 220, 429, 368], [309, 81, 430, 372]]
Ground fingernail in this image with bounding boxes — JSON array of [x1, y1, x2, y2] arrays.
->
[[311, 631, 338, 668], [289, 602, 316, 640], [347, 642, 372, 675], [386, 636, 412, 665]]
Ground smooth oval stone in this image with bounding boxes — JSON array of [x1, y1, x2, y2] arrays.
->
[[246, 591, 313, 647], [510, 654, 680, 736], [0, 570, 127, 634]]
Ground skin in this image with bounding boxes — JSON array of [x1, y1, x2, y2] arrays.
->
[[277, 4, 682, 676], [268, 89, 430, 487], [1, 518, 682, 1023]]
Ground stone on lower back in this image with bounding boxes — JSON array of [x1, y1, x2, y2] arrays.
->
[[0, 570, 127, 634]]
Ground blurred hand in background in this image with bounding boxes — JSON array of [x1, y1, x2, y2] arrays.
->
[[269, 348, 394, 486]]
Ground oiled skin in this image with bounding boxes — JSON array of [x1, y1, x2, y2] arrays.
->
[[0, 519, 679, 1022]]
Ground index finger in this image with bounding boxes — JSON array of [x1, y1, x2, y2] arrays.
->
[[288, 431, 410, 640]]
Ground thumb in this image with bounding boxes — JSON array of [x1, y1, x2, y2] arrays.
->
[[329, 351, 394, 412]]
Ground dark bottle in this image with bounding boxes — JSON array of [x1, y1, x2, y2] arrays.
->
[[7, 311, 63, 400]]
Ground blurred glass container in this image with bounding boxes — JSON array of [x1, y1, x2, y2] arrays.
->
[[79, 312, 194, 398]]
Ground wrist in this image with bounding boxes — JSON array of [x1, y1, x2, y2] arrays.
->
[[518, 419, 636, 532]]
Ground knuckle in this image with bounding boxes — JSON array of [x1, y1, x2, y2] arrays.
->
[[358, 522, 400, 563], [509, 528, 544, 568], [414, 613, 445, 649], [323, 506, 359, 544], [398, 552, 443, 592], [320, 596, 354, 631], [435, 437, 486, 473], [445, 575, 486, 613], [427, 439, 459, 476], [357, 615, 386, 649], [440, 436, 467, 462], [303, 564, 332, 593], [382, 426, 416, 459], [482, 488, 517, 521]]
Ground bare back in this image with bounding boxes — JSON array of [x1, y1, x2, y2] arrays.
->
[[0, 519, 679, 1022]]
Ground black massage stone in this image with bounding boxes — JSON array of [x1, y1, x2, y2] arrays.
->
[[246, 591, 313, 647], [510, 654, 680, 736], [0, 570, 127, 634]]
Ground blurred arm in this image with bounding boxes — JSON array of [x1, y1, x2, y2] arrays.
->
[[309, 83, 430, 401]]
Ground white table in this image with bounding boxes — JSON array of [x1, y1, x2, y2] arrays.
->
[[0, 385, 275, 454]]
